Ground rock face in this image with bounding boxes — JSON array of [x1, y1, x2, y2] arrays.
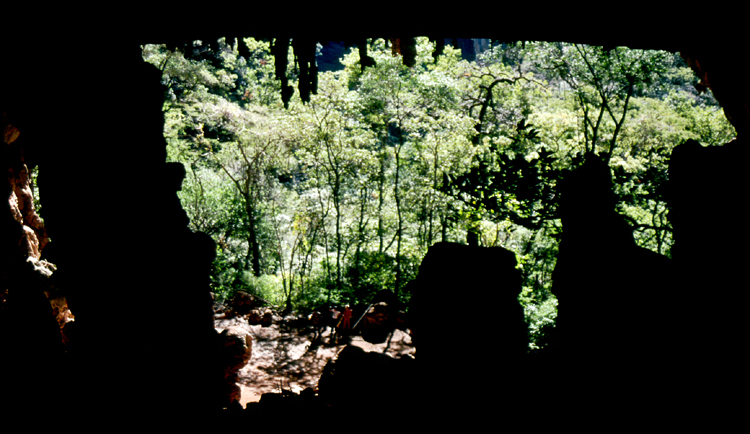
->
[[1, 111, 63, 410], [8, 164, 48, 257], [3, 114, 49, 263]]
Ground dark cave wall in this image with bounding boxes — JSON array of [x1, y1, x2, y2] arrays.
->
[[681, 48, 750, 139], [2, 16, 749, 422], [1, 110, 62, 410], [2, 42, 224, 420]]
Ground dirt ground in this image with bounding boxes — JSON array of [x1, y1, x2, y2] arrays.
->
[[214, 317, 415, 407]]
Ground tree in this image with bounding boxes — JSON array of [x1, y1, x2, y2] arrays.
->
[[210, 106, 293, 277], [144, 38, 293, 299], [144, 37, 735, 327], [350, 38, 477, 294], [441, 46, 557, 245], [295, 69, 376, 299], [529, 43, 671, 164]]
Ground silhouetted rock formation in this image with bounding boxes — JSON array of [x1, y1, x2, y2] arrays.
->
[[661, 138, 750, 410], [410, 242, 526, 361], [234, 387, 330, 429], [552, 157, 672, 352], [318, 344, 416, 413], [408, 242, 526, 419], [549, 156, 676, 414], [1, 47, 226, 424]]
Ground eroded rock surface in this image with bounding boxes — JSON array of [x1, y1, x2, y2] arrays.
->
[[1, 113, 63, 411]]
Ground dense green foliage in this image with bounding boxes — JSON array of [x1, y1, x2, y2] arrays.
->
[[143, 38, 734, 349]]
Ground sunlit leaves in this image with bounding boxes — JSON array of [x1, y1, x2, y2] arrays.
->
[[145, 37, 736, 327]]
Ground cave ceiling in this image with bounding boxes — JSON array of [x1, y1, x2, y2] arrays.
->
[[2, 11, 747, 137]]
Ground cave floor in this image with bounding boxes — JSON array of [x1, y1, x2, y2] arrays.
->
[[214, 317, 415, 406]]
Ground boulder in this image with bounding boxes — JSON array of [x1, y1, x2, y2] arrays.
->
[[409, 242, 527, 362], [217, 325, 253, 406], [228, 291, 258, 317], [358, 303, 392, 344], [317, 345, 416, 412]]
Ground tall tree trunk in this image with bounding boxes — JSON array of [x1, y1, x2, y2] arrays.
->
[[441, 213, 448, 242], [285, 277, 294, 314], [245, 195, 262, 277], [333, 170, 343, 294], [427, 145, 441, 248], [394, 131, 403, 296], [378, 136, 387, 254], [352, 185, 368, 295]]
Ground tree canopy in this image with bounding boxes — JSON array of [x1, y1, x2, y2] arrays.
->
[[142, 37, 734, 349]]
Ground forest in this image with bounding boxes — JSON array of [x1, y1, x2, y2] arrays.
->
[[141, 37, 735, 350]]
